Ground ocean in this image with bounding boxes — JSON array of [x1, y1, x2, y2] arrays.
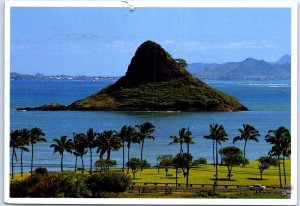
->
[[10, 79, 291, 172]]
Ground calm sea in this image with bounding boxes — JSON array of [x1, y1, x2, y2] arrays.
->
[[10, 79, 291, 172]]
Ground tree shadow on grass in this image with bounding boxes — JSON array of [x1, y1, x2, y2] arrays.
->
[[209, 178, 236, 181], [159, 176, 178, 180], [247, 178, 265, 181]]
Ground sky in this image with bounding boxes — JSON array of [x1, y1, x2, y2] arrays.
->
[[10, 7, 291, 76]]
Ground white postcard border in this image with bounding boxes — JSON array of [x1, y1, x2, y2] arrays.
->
[[4, 1, 298, 205]]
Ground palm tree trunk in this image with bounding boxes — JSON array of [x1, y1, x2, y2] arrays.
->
[[107, 148, 111, 160], [186, 167, 189, 187], [186, 142, 190, 187], [141, 140, 144, 161], [11, 148, 15, 179], [31, 144, 34, 175], [81, 156, 84, 174], [215, 142, 218, 181], [278, 155, 282, 187], [75, 156, 78, 173], [21, 149, 23, 177], [175, 167, 178, 189], [260, 170, 263, 180], [141, 141, 144, 171], [243, 140, 247, 158], [89, 148, 92, 174], [228, 167, 231, 180], [127, 144, 130, 174], [283, 157, 286, 187], [213, 140, 215, 167], [122, 140, 125, 172], [180, 143, 183, 154], [61, 152, 64, 172]]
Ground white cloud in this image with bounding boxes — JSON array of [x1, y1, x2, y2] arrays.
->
[[228, 40, 277, 49], [164, 40, 174, 44], [12, 38, 278, 57], [162, 40, 277, 52]]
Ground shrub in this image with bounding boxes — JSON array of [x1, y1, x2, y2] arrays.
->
[[141, 159, 151, 169], [53, 172, 89, 197], [86, 171, 131, 197], [10, 180, 28, 197], [33, 167, 48, 175], [95, 159, 117, 172], [192, 157, 207, 166], [11, 172, 58, 197], [126, 158, 150, 179], [157, 155, 173, 177], [26, 172, 59, 197]]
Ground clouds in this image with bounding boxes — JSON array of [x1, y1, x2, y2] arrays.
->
[[228, 41, 277, 49], [162, 40, 277, 52], [11, 34, 139, 55]]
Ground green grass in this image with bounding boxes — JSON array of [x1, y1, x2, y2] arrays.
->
[[114, 189, 288, 199], [10, 160, 291, 198], [130, 160, 291, 187], [11, 160, 290, 187]]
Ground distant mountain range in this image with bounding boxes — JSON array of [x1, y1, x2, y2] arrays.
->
[[11, 55, 291, 81], [187, 55, 291, 80], [10, 72, 118, 81]]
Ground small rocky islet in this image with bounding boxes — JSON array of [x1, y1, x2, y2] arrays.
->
[[17, 40, 248, 112]]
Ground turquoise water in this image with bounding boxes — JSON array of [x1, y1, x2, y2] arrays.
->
[[10, 80, 291, 172]]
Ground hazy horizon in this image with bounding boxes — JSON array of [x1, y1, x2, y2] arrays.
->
[[11, 53, 291, 76]]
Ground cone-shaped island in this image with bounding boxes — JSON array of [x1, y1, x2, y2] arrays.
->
[[18, 41, 247, 112]]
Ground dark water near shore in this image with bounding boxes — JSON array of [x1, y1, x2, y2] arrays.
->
[[10, 79, 291, 172]]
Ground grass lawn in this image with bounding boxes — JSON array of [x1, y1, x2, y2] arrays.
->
[[130, 160, 291, 187], [114, 189, 289, 199], [11, 160, 290, 187], [10, 160, 291, 198]]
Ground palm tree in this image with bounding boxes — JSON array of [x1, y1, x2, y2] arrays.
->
[[204, 124, 228, 181], [135, 122, 155, 170], [96, 130, 121, 160], [10, 130, 21, 179], [269, 145, 282, 187], [50, 135, 73, 172], [117, 126, 128, 172], [124, 126, 138, 174], [169, 128, 187, 154], [29, 127, 46, 175], [19, 129, 30, 177], [265, 126, 290, 187], [73, 133, 88, 173], [233, 124, 260, 158], [184, 127, 194, 155], [72, 132, 78, 172], [78, 128, 98, 174], [204, 130, 216, 167], [183, 127, 194, 187], [281, 133, 291, 187]]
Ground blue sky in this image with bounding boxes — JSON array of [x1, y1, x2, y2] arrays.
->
[[11, 7, 291, 76]]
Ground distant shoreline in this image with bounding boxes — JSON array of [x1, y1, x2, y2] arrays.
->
[[10, 72, 120, 81], [10, 72, 291, 81]]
